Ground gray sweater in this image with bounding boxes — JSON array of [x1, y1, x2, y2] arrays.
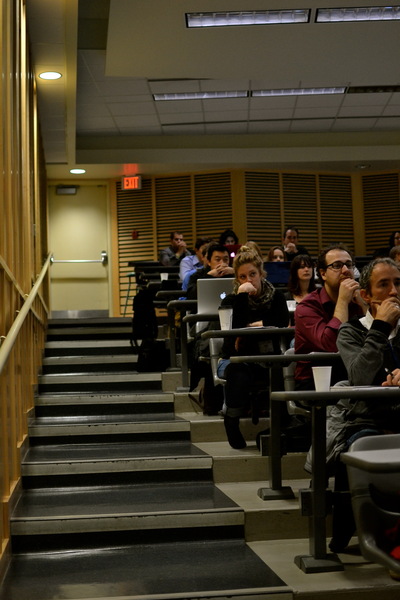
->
[[306, 316, 400, 473]]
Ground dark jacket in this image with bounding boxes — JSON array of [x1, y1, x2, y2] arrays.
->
[[220, 288, 289, 359]]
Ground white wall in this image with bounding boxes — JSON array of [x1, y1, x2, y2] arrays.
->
[[48, 183, 111, 312]]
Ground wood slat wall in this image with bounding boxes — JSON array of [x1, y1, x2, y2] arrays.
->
[[0, 0, 49, 568], [362, 173, 400, 256]]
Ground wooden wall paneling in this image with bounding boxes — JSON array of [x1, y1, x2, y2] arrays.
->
[[362, 173, 400, 255], [193, 172, 232, 242], [318, 174, 354, 254], [282, 173, 319, 257], [155, 175, 192, 251], [244, 171, 281, 257], [116, 178, 154, 315]]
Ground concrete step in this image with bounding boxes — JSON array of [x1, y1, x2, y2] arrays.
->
[[10, 482, 242, 540], [0, 538, 290, 600], [34, 391, 174, 418], [28, 415, 191, 445], [21, 441, 212, 485], [45, 339, 135, 356], [38, 371, 163, 393], [41, 354, 138, 374], [45, 326, 133, 341]]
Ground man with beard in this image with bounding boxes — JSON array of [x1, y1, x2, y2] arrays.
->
[[294, 244, 365, 389]]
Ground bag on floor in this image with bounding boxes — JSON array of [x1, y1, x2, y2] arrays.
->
[[136, 338, 170, 372], [131, 287, 158, 347]]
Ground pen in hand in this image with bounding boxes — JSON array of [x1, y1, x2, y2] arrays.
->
[[385, 367, 394, 377]]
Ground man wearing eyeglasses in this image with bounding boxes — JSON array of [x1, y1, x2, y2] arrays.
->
[[294, 244, 365, 389]]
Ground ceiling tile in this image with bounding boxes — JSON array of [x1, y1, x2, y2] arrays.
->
[[108, 102, 157, 117], [290, 119, 334, 132], [205, 122, 248, 134], [203, 98, 249, 112], [332, 118, 377, 131], [294, 107, 339, 119], [339, 105, 384, 117], [206, 111, 249, 122], [160, 113, 204, 125]]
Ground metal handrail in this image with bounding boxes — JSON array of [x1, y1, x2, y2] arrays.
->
[[0, 252, 52, 375], [50, 250, 108, 265]]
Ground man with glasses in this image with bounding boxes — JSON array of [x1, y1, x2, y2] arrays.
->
[[294, 244, 365, 389]]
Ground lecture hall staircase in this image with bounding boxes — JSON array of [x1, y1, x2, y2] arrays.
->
[[1, 316, 399, 600]]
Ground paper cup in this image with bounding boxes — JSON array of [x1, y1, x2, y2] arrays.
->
[[160, 272, 169, 281], [218, 306, 233, 330], [312, 366, 332, 392], [286, 300, 296, 312]]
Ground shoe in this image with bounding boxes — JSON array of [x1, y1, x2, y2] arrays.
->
[[224, 415, 247, 449]]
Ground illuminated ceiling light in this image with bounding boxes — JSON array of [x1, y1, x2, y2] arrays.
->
[[38, 71, 62, 80], [69, 168, 86, 174], [252, 87, 346, 97], [186, 10, 310, 27], [153, 91, 248, 101], [316, 6, 400, 22]]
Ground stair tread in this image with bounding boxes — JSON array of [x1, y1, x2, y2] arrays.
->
[[23, 441, 206, 462], [0, 539, 287, 600], [12, 482, 238, 519], [36, 392, 173, 404], [38, 372, 161, 382], [30, 413, 181, 426]]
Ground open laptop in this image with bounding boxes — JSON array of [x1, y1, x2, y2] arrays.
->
[[264, 261, 291, 286], [197, 278, 235, 314]]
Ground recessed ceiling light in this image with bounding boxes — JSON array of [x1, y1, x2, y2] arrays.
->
[[69, 168, 86, 174], [153, 91, 248, 101], [186, 10, 310, 27], [38, 71, 62, 80], [252, 87, 346, 97], [316, 6, 400, 22]]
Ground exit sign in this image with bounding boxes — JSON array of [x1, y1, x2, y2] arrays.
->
[[122, 175, 142, 190]]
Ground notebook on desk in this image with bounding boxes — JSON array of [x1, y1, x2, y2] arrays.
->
[[197, 278, 234, 314], [264, 261, 291, 285]]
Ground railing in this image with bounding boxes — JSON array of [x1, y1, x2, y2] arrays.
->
[[0, 253, 52, 373], [0, 253, 52, 557], [50, 250, 108, 265]]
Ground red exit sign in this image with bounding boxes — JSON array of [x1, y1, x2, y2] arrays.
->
[[122, 175, 142, 190]]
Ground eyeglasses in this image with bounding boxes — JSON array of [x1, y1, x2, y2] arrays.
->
[[326, 260, 355, 271]]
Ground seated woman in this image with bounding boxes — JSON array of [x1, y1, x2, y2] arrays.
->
[[284, 254, 317, 325], [267, 245, 286, 262], [217, 246, 289, 449]]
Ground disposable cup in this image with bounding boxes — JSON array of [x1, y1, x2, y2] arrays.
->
[[160, 273, 168, 281], [312, 366, 332, 392], [218, 306, 233, 330], [286, 300, 296, 312]]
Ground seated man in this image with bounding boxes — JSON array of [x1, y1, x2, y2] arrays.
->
[[186, 243, 234, 299], [159, 231, 191, 266], [323, 257, 400, 552], [282, 226, 309, 262], [295, 244, 365, 389], [180, 237, 212, 290]]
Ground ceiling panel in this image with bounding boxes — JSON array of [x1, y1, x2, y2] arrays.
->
[[26, 0, 400, 178]]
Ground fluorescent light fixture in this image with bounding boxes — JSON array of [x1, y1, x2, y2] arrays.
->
[[38, 71, 62, 80], [153, 91, 248, 101], [186, 10, 310, 27], [316, 6, 400, 22], [252, 87, 346, 97], [69, 168, 86, 174]]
